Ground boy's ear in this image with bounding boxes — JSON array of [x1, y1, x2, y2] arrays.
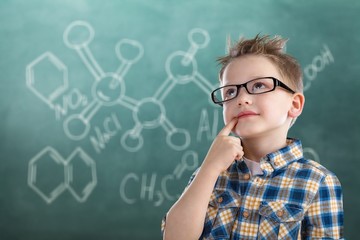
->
[[288, 93, 305, 118]]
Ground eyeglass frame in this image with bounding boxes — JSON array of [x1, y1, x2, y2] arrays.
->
[[211, 77, 296, 106]]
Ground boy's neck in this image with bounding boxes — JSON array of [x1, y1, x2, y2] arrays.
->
[[241, 132, 289, 162]]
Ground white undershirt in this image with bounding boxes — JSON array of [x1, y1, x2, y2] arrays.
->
[[243, 157, 263, 176]]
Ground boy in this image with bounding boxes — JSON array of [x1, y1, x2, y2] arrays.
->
[[162, 35, 344, 239]]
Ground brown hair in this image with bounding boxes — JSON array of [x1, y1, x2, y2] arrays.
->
[[217, 34, 303, 92]]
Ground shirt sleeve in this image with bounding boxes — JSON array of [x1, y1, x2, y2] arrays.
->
[[301, 173, 344, 239]]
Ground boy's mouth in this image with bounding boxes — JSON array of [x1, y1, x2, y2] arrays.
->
[[237, 111, 258, 118]]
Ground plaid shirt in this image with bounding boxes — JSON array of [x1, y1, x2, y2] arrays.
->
[[162, 139, 344, 239]]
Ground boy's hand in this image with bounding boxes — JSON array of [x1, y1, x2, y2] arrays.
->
[[202, 117, 244, 175]]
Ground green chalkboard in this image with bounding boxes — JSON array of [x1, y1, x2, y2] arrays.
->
[[1, 0, 359, 239]]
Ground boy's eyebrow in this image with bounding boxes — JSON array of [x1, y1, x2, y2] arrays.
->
[[247, 75, 265, 80], [222, 75, 272, 85]]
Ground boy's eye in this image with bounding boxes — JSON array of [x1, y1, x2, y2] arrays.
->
[[224, 87, 237, 99], [253, 82, 266, 89], [250, 80, 272, 93]]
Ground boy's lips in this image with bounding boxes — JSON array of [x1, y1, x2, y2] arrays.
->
[[237, 111, 258, 118]]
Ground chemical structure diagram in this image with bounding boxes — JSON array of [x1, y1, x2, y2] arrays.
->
[[26, 20, 215, 204], [26, 20, 215, 152], [28, 147, 97, 204]]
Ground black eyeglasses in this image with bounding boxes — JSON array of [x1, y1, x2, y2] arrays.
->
[[211, 77, 296, 106]]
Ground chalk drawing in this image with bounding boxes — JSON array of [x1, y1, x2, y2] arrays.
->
[[119, 150, 199, 206], [26, 21, 215, 152], [28, 147, 97, 204]]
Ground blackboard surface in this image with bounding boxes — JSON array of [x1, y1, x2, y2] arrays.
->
[[1, 0, 359, 239]]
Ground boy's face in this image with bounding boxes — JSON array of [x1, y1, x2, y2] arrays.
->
[[221, 55, 301, 139]]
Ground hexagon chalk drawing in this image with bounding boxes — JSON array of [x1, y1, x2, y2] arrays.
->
[[26, 52, 69, 109], [66, 148, 97, 202], [28, 147, 67, 204]]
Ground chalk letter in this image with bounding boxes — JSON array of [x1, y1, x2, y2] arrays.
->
[[120, 173, 139, 204]]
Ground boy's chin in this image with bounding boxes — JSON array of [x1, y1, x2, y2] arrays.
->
[[232, 129, 242, 138]]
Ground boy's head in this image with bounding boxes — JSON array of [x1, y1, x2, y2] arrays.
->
[[213, 34, 305, 138], [218, 34, 303, 93]]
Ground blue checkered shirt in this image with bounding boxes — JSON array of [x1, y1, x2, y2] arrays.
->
[[162, 139, 344, 239]]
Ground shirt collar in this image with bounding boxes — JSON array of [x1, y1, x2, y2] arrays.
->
[[259, 138, 304, 176]]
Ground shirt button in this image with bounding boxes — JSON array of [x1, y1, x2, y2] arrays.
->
[[276, 210, 284, 217], [217, 197, 223, 203], [274, 161, 279, 166], [243, 174, 250, 180], [242, 211, 249, 218]]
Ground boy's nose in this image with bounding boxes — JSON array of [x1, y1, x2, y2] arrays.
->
[[236, 88, 252, 105]]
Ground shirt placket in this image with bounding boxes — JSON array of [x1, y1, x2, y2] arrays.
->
[[230, 162, 267, 239]]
